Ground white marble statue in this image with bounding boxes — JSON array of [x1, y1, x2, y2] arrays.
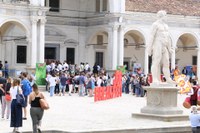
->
[[148, 10, 174, 84]]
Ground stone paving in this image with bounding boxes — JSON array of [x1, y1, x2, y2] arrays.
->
[[1, 91, 191, 133]]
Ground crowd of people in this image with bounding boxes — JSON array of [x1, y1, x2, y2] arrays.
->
[[44, 60, 151, 98], [45, 60, 109, 97], [1, 58, 200, 133]]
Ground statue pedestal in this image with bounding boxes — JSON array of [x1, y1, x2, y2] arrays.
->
[[132, 83, 188, 121]]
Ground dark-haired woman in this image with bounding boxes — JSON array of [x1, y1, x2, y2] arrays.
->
[[29, 83, 45, 133]]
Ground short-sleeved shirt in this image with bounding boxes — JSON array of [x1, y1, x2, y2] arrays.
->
[[189, 113, 200, 127], [10, 86, 22, 100], [49, 77, 57, 87], [78, 75, 85, 85]]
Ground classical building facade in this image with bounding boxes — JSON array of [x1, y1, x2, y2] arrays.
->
[[0, 0, 47, 72], [0, 0, 200, 78]]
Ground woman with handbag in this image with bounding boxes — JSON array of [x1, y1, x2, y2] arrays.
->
[[10, 78, 23, 133], [29, 83, 45, 133]]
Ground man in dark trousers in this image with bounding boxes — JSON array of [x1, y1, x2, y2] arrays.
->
[[0, 61, 3, 71], [0, 71, 6, 111], [4, 61, 9, 78]]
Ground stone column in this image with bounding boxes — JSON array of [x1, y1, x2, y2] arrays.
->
[[197, 48, 200, 81], [78, 28, 86, 64], [107, 29, 112, 70], [6, 41, 14, 68], [109, 0, 125, 13], [119, 0, 125, 13], [112, 25, 118, 70], [27, 41, 31, 66], [40, 0, 45, 6], [108, 0, 115, 12], [86, 45, 94, 67], [144, 46, 149, 75], [45, 0, 49, 7], [31, 17, 38, 68], [60, 43, 65, 62], [1, 43, 5, 64], [118, 25, 124, 66], [0, 43, 2, 61], [39, 18, 46, 63]]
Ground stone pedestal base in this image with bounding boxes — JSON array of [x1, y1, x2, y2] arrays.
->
[[132, 113, 188, 122], [132, 83, 188, 121]]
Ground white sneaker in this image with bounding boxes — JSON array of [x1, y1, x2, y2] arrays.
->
[[12, 128, 16, 133]]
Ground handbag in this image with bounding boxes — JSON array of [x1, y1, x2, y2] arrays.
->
[[16, 87, 25, 107], [5, 94, 11, 101], [39, 98, 49, 110]]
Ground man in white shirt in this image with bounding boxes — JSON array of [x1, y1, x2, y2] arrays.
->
[[63, 61, 69, 71], [84, 63, 90, 72], [57, 63, 63, 71], [79, 63, 84, 72], [189, 106, 200, 133], [51, 61, 56, 71], [46, 64, 51, 73]]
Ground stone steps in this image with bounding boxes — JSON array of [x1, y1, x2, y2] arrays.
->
[[22, 126, 191, 133]]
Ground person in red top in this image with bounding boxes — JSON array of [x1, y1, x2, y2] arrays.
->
[[190, 80, 199, 106], [183, 80, 200, 109]]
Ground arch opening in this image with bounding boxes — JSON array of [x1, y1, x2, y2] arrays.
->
[[176, 33, 198, 75], [0, 21, 28, 72], [124, 30, 145, 71]]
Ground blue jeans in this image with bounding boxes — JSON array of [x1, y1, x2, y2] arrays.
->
[[59, 85, 66, 93], [50, 86, 55, 97], [79, 84, 84, 96], [135, 87, 140, 96], [122, 82, 126, 93], [4, 70, 8, 78]]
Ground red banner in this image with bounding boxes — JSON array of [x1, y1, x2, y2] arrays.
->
[[94, 70, 122, 102]]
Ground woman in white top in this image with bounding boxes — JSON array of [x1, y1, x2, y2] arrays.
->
[[10, 78, 23, 133]]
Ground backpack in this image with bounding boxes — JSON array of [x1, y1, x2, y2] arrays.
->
[[23, 79, 32, 96]]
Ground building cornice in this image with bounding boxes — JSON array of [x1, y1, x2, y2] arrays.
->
[[46, 11, 200, 29]]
